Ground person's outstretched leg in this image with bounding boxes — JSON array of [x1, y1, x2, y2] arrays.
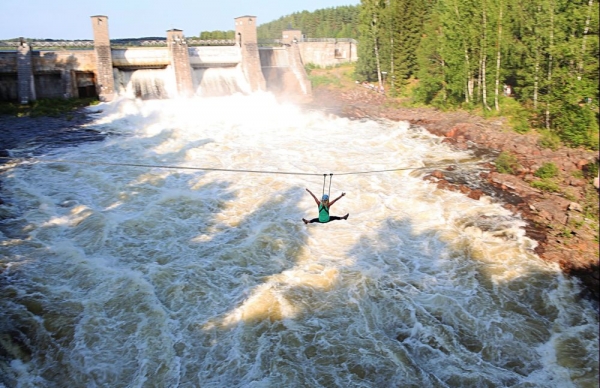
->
[[329, 214, 349, 221], [303, 217, 320, 224]]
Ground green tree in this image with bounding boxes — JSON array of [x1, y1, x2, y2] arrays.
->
[[256, 6, 360, 40], [356, 0, 385, 87], [415, 9, 447, 106]]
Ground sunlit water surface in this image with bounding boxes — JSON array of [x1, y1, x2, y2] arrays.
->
[[0, 93, 598, 387]]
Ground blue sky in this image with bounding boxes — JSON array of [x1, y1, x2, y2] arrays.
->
[[0, 0, 360, 40]]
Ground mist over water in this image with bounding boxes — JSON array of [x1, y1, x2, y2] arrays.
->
[[0, 92, 598, 387]]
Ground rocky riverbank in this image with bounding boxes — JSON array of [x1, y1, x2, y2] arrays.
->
[[305, 84, 599, 304]]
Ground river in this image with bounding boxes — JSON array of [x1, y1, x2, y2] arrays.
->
[[0, 93, 597, 387]]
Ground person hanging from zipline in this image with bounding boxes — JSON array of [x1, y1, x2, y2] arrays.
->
[[303, 174, 349, 224]]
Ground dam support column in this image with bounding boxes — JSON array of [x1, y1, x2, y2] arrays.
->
[[167, 29, 194, 97], [91, 15, 115, 102], [235, 16, 266, 92], [17, 38, 35, 104], [62, 69, 74, 99], [287, 42, 312, 97]]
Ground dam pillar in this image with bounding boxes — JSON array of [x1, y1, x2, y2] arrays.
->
[[17, 38, 35, 104], [167, 29, 194, 97], [282, 29, 303, 45], [287, 41, 312, 97], [235, 16, 266, 92], [91, 15, 115, 102]]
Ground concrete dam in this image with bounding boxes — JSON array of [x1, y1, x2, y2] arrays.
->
[[0, 15, 357, 103]]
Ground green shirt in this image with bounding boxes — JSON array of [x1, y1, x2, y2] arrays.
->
[[318, 203, 330, 223]]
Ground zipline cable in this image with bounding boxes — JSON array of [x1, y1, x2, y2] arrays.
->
[[0, 156, 487, 177], [0, 157, 322, 176]]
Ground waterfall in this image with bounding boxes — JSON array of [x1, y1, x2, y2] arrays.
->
[[114, 68, 173, 100], [192, 66, 251, 97]]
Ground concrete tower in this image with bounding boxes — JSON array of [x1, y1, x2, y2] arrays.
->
[[167, 29, 194, 97], [235, 16, 266, 92], [91, 15, 115, 101], [16, 38, 35, 104], [282, 28, 303, 45]]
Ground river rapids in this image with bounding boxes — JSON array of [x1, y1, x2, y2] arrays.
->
[[0, 93, 598, 387]]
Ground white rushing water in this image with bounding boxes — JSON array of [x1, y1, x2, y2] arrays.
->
[[0, 92, 598, 387]]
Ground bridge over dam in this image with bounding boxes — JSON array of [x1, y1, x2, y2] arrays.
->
[[0, 15, 357, 103]]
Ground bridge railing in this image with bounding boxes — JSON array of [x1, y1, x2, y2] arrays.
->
[[303, 38, 358, 44], [187, 39, 236, 46], [96, 39, 237, 47], [256, 38, 358, 47], [0, 39, 237, 49], [0, 40, 95, 49], [0, 38, 356, 49]]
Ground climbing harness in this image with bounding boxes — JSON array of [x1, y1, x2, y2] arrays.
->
[[322, 173, 333, 199]]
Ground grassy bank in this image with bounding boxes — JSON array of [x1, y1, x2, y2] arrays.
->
[[0, 97, 99, 119]]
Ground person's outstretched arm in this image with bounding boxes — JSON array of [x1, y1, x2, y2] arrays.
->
[[329, 192, 346, 207], [306, 188, 320, 205]]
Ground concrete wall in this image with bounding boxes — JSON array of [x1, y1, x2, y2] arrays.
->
[[0, 52, 17, 72], [189, 46, 241, 68], [0, 73, 18, 101], [0, 49, 98, 101], [0, 52, 18, 100], [33, 51, 97, 72], [0, 50, 96, 73], [112, 48, 170, 68], [298, 41, 357, 67]]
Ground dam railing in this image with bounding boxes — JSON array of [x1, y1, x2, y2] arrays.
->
[[257, 38, 358, 47], [0, 38, 356, 50], [0, 39, 237, 49]]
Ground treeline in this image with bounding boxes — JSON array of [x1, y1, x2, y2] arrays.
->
[[196, 31, 235, 40], [256, 6, 360, 39], [357, 0, 599, 149], [197, 7, 359, 40]]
